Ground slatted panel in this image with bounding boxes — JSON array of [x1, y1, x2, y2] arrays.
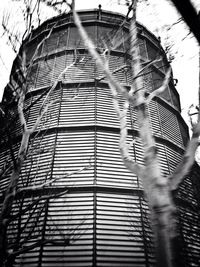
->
[[146, 42, 164, 72], [42, 193, 94, 267], [134, 138, 145, 167], [68, 26, 96, 49], [6, 106, 22, 138], [26, 89, 61, 130], [158, 103, 183, 147], [27, 63, 38, 91], [142, 67, 153, 93], [0, 146, 16, 195], [8, 197, 47, 267], [129, 104, 139, 130], [176, 175, 198, 207], [57, 29, 68, 49], [148, 100, 162, 136], [97, 55, 128, 84], [165, 146, 183, 173], [26, 40, 42, 64], [152, 71, 171, 103], [59, 86, 95, 127], [98, 26, 124, 51], [138, 38, 148, 60], [177, 205, 200, 267], [124, 60, 132, 85], [52, 53, 67, 81], [140, 198, 155, 265], [52, 131, 95, 186], [96, 131, 138, 188], [123, 30, 130, 54], [42, 31, 59, 54], [96, 87, 132, 129], [62, 53, 96, 82], [96, 192, 148, 266], [156, 143, 170, 176], [109, 55, 127, 84], [18, 133, 56, 188], [35, 58, 54, 88], [96, 54, 107, 81]]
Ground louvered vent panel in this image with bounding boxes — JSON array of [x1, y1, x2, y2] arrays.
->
[[52, 131, 95, 186], [96, 87, 132, 129], [68, 26, 96, 48], [18, 133, 56, 188], [124, 62, 132, 85], [109, 55, 126, 84], [26, 40, 42, 64], [177, 205, 200, 267], [140, 198, 155, 265], [158, 103, 183, 147], [138, 40, 148, 60], [26, 93, 45, 128], [142, 67, 153, 92], [148, 100, 162, 136], [152, 71, 171, 103], [7, 96, 31, 139], [98, 26, 124, 51], [36, 58, 54, 88], [39, 89, 61, 128], [129, 105, 139, 130], [96, 192, 147, 266], [6, 106, 22, 138], [27, 89, 60, 130], [123, 30, 130, 54], [42, 31, 59, 54], [96, 54, 107, 81], [57, 29, 68, 49], [96, 131, 138, 188], [134, 138, 144, 166], [63, 53, 95, 82], [8, 197, 47, 267], [155, 143, 170, 176], [139, 43, 147, 60], [42, 193, 94, 267], [0, 146, 17, 195], [52, 53, 66, 81], [146, 43, 164, 71], [176, 175, 198, 207], [165, 146, 183, 173], [59, 86, 95, 127], [27, 63, 38, 91]]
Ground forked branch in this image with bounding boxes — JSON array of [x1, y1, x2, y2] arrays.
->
[[72, 3, 143, 177], [146, 66, 172, 104]]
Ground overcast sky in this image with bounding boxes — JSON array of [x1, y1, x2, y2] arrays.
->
[[0, 0, 199, 125]]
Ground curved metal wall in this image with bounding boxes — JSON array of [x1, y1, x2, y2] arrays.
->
[[1, 9, 200, 267]]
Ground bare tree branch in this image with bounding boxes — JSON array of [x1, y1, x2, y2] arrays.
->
[[17, 163, 92, 193], [146, 66, 172, 104], [169, 122, 200, 190], [72, 2, 143, 177], [72, 5, 136, 106], [134, 57, 162, 80]]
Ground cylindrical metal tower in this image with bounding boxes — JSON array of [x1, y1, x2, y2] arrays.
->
[[0, 9, 200, 267]]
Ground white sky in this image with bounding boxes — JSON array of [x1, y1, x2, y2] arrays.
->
[[0, 0, 199, 125]]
